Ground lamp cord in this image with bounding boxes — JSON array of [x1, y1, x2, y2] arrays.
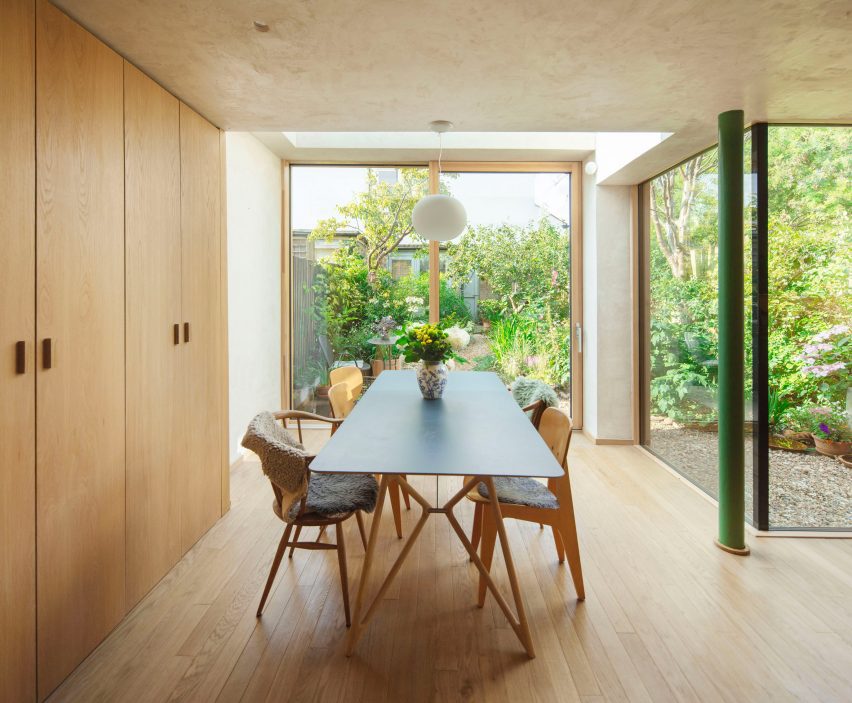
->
[[438, 132, 443, 175]]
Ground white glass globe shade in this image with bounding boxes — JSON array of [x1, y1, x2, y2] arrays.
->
[[411, 194, 467, 241]]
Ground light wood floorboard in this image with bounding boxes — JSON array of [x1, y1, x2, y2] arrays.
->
[[48, 432, 852, 702]]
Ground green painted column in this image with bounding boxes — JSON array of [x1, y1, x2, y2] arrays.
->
[[716, 110, 749, 555]]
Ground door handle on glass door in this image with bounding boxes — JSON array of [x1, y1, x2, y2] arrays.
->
[[575, 324, 582, 354]]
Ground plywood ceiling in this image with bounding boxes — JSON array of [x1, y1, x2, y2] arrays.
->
[[55, 0, 851, 177]]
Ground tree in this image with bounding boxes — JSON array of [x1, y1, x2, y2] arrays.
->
[[309, 168, 429, 283], [446, 219, 571, 319], [649, 151, 718, 279]]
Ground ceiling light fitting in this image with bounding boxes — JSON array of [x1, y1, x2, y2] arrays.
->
[[253, 20, 270, 32], [411, 121, 467, 242]]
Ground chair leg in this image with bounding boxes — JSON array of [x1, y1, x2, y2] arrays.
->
[[402, 474, 411, 509], [258, 522, 294, 617], [317, 525, 327, 541], [477, 508, 498, 607], [388, 480, 404, 539], [470, 502, 483, 561], [556, 505, 585, 600], [289, 524, 302, 558], [552, 525, 565, 563], [355, 510, 368, 550], [336, 521, 351, 627]]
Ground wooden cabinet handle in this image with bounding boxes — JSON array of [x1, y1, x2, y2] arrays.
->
[[183, 322, 190, 343], [42, 338, 52, 369], [174, 323, 180, 345], [15, 341, 26, 374]]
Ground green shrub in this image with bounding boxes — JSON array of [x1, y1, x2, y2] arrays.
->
[[486, 312, 570, 389]]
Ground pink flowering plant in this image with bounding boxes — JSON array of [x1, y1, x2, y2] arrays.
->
[[797, 324, 849, 389]]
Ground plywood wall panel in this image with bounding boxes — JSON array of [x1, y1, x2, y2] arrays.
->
[[35, 1, 126, 696], [0, 0, 36, 700], [124, 61, 183, 608], [179, 103, 223, 553]]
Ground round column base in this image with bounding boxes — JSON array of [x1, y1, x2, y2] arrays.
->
[[714, 538, 750, 556]]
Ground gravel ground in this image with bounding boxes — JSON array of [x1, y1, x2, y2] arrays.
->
[[649, 416, 852, 528]]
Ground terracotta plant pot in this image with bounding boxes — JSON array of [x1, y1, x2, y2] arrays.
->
[[838, 454, 852, 469], [768, 435, 810, 453], [811, 434, 852, 457], [782, 429, 815, 446], [315, 384, 330, 399]]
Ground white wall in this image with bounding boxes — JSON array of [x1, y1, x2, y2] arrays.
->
[[582, 167, 599, 439], [582, 159, 634, 441], [226, 132, 282, 463]]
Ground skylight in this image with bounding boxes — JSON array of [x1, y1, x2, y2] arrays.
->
[[282, 132, 597, 151]]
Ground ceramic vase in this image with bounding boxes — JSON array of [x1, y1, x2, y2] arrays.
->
[[416, 360, 448, 399]]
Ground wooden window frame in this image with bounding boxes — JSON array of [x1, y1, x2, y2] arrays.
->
[[283, 161, 583, 429]]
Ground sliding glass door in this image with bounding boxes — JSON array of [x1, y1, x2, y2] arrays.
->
[[289, 165, 429, 414], [436, 164, 582, 425], [641, 124, 851, 530]]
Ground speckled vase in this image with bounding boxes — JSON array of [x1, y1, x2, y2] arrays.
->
[[416, 361, 448, 399]]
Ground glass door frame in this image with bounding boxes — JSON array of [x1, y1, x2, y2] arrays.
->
[[428, 161, 583, 428]]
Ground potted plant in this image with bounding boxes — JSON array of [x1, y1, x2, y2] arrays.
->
[[767, 389, 810, 452], [477, 299, 501, 332], [396, 323, 466, 399], [809, 407, 852, 456]]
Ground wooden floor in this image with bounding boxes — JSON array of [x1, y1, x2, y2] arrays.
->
[[49, 432, 852, 703]]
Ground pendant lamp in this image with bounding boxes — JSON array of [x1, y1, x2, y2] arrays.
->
[[412, 121, 467, 241]]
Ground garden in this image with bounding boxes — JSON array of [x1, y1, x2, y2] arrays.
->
[[293, 167, 573, 415], [647, 126, 851, 528]]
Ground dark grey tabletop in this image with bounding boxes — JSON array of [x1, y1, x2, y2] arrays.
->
[[310, 370, 564, 478]]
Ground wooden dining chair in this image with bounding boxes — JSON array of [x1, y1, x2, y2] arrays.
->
[[468, 407, 584, 601], [329, 365, 364, 400], [242, 410, 377, 627], [328, 381, 409, 538]]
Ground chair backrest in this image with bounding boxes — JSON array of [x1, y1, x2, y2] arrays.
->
[[329, 365, 363, 401], [328, 381, 355, 419], [511, 377, 558, 425], [538, 406, 572, 468], [241, 411, 310, 511]]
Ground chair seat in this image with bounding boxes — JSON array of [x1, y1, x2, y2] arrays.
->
[[477, 477, 559, 510], [277, 473, 379, 521]]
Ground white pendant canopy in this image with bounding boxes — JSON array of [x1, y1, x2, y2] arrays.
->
[[412, 121, 467, 242]]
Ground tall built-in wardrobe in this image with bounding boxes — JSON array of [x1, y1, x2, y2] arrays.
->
[[0, 1, 229, 700]]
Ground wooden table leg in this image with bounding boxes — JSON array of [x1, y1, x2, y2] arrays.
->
[[481, 476, 534, 657], [444, 475, 536, 658], [348, 474, 536, 659], [346, 474, 390, 656], [346, 475, 431, 656]]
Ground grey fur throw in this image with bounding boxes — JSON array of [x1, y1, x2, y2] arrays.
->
[[511, 377, 558, 410], [241, 412, 309, 499]]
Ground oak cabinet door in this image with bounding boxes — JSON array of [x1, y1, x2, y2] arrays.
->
[[0, 0, 36, 700], [124, 62, 183, 608], [179, 103, 223, 553], [36, 2, 126, 696]]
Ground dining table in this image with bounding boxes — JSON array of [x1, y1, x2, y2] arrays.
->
[[309, 369, 564, 658]]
